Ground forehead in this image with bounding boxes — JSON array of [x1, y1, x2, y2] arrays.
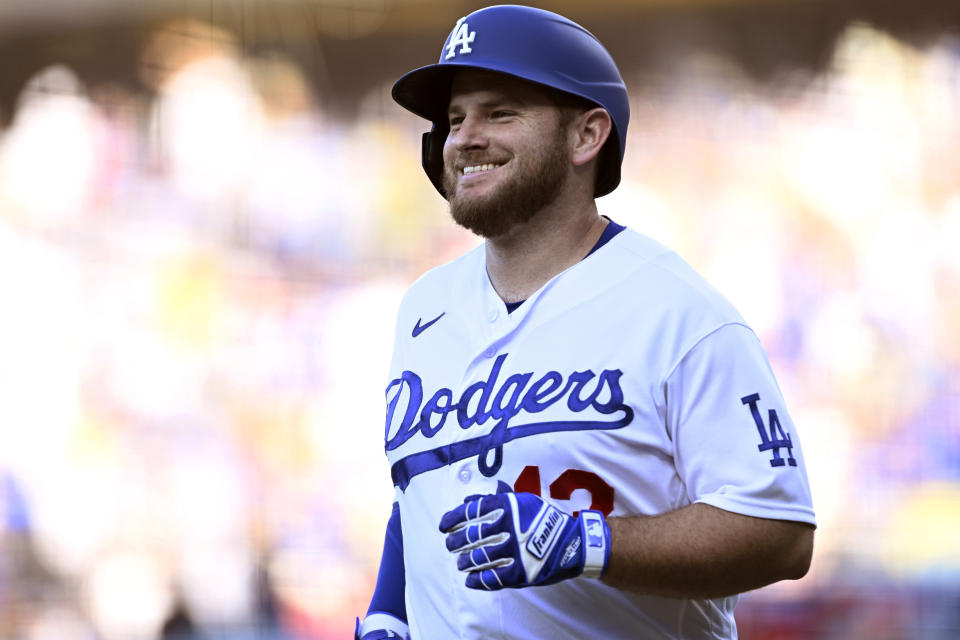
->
[[447, 69, 555, 110]]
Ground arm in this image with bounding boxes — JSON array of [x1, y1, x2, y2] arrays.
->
[[357, 502, 410, 640], [619, 323, 817, 598], [439, 485, 812, 596], [603, 503, 814, 598]]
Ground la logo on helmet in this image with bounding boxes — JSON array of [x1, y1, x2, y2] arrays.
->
[[445, 17, 476, 59]]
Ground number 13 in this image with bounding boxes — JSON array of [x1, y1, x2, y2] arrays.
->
[[513, 465, 614, 516]]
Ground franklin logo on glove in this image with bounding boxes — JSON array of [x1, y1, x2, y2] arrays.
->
[[528, 507, 564, 558]]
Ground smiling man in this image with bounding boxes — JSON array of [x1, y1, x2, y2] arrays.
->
[[356, 6, 816, 640]]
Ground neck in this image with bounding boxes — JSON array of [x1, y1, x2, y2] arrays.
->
[[484, 191, 607, 304]]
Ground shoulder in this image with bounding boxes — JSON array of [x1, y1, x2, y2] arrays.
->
[[602, 229, 745, 326], [580, 228, 760, 382]]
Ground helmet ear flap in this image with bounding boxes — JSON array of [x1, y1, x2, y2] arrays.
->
[[422, 125, 448, 198]]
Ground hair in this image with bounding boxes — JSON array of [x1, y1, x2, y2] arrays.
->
[[548, 90, 597, 128]]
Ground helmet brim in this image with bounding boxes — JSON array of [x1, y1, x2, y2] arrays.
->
[[392, 63, 459, 124]]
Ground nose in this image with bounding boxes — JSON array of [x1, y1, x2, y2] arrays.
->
[[448, 114, 489, 151]]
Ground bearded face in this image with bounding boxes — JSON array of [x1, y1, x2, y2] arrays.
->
[[441, 71, 576, 239], [443, 125, 570, 238]]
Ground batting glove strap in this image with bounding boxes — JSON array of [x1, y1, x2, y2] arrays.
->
[[578, 510, 611, 579]]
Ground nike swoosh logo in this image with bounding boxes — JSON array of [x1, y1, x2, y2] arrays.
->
[[412, 312, 445, 338]]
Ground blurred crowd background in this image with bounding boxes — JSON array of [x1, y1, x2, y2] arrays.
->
[[0, 1, 958, 639]]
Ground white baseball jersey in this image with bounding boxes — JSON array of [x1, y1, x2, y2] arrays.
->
[[382, 228, 816, 639]]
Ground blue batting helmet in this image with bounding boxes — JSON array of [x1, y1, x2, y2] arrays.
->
[[392, 4, 629, 198]]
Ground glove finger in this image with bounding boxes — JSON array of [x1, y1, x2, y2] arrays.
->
[[457, 534, 514, 567], [465, 567, 507, 591], [439, 495, 503, 533], [456, 540, 513, 571], [445, 519, 506, 552]]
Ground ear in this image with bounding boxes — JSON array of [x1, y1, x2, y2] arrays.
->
[[570, 108, 612, 168]]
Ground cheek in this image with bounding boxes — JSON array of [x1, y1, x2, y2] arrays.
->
[[442, 138, 457, 168]]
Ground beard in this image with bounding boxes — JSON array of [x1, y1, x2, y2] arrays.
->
[[442, 131, 570, 239]]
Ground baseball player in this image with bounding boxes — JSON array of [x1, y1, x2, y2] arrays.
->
[[357, 5, 816, 639]]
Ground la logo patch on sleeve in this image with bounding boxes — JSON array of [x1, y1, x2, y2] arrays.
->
[[741, 393, 797, 468]]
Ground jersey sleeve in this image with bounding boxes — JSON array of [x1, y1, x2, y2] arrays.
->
[[664, 323, 816, 526], [363, 502, 409, 628]]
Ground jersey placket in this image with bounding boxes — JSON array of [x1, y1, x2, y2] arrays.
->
[[449, 286, 517, 637]]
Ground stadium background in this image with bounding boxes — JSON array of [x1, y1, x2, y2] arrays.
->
[[0, 0, 958, 638]]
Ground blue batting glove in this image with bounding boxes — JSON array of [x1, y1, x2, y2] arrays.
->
[[355, 615, 409, 640], [438, 481, 611, 590], [358, 631, 404, 640]]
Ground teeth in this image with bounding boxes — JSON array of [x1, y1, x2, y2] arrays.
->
[[462, 163, 502, 175]]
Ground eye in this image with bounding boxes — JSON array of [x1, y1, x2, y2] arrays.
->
[[490, 110, 514, 120], [448, 115, 464, 128]]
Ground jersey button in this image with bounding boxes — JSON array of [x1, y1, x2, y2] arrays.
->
[[458, 465, 472, 483], [487, 308, 499, 322], [483, 347, 496, 358]]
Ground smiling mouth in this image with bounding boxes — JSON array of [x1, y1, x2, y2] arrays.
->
[[461, 162, 505, 176]]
